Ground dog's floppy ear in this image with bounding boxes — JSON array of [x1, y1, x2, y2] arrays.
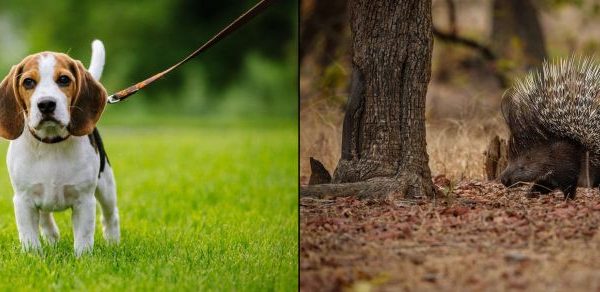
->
[[68, 60, 107, 136], [0, 64, 25, 140]]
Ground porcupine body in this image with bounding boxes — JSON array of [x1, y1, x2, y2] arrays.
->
[[500, 57, 600, 199]]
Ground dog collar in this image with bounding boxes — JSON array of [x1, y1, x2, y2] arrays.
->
[[28, 128, 70, 144]]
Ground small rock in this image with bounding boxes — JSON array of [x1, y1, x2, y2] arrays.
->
[[342, 209, 353, 217], [422, 273, 438, 282], [350, 281, 373, 292], [409, 254, 426, 265], [505, 252, 529, 263]]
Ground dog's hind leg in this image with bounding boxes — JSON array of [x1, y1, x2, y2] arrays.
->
[[39, 211, 59, 245], [95, 165, 120, 244]]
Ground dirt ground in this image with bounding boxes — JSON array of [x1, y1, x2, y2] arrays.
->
[[300, 179, 600, 291]]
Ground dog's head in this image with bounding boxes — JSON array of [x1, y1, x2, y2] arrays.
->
[[0, 52, 106, 141]]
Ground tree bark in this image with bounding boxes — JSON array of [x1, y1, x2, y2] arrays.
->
[[300, 178, 407, 199], [304, 0, 435, 199], [484, 135, 508, 180], [308, 157, 332, 185]]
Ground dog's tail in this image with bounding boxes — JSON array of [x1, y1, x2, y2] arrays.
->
[[88, 40, 105, 81]]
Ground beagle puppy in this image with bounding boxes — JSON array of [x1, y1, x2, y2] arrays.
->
[[0, 40, 119, 256]]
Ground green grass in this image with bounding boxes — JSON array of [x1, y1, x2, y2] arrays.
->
[[0, 117, 298, 291]]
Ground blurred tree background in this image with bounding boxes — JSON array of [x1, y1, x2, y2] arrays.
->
[[0, 0, 297, 119], [301, 0, 600, 115]]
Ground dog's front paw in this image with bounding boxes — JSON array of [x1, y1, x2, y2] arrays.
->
[[74, 243, 93, 258], [74, 235, 94, 257], [21, 239, 42, 255]]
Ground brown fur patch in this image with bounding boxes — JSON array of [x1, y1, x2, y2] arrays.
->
[[68, 59, 107, 136]]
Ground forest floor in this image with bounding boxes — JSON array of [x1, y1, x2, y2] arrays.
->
[[300, 179, 600, 291], [299, 98, 600, 290], [300, 181, 600, 291], [299, 95, 600, 290]]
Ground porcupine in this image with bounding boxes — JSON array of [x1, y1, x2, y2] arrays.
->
[[499, 57, 600, 199]]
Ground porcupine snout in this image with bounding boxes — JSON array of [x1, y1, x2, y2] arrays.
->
[[500, 173, 511, 187], [499, 163, 536, 188]]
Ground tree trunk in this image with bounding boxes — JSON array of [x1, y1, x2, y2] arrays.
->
[[484, 135, 508, 180], [491, 0, 547, 70], [308, 0, 434, 199]]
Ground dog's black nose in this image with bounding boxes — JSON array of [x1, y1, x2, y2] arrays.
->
[[38, 100, 56, 114]]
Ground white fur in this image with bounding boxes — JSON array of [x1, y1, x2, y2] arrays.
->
[[28, 54, 70, 139], [88, 40, 104, 80], [6, 40, 119, 256]]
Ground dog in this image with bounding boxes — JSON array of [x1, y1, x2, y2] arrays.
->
[[0, 40, 119, 256]]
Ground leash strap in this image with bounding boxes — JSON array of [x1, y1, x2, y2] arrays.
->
[[107, 0, 275, 104]]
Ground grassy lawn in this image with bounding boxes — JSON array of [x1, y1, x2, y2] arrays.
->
[[0, 117, 297, 291]]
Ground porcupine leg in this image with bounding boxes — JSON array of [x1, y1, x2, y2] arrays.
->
[[555, 176, 579, 199], [562, 185, 577, 200], [532, 152, 581, 199], [556, 165, 580, 200], [529, 175, 579, 199], [541, 174, 579, 200]]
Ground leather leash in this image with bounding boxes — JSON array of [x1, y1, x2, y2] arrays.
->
[[107, 0, 275, 104]]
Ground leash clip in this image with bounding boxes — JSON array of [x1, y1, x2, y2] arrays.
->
[[107, 95, 121, 104]]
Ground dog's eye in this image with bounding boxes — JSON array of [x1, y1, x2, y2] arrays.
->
[[22, 78, 36, 90], [56, 75, 70, 87]]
